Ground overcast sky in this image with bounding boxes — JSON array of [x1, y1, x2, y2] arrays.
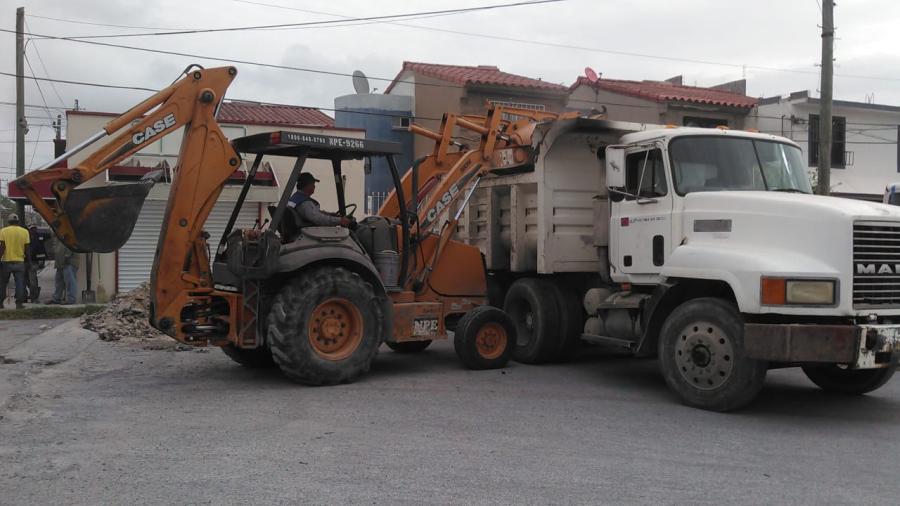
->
[[2, 0, 899, 178]]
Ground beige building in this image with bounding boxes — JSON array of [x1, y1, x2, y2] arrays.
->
[[58, 100, 365, 298], [567, 75, 757, 128], [384, 61, 570, 159]]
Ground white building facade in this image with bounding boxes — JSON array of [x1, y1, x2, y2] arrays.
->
[[752, 91, 900, 200]]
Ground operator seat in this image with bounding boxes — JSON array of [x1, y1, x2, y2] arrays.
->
[[268, 205, 303, 243]]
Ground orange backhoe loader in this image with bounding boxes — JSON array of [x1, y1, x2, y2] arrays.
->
[[15, 65, 566, 385]]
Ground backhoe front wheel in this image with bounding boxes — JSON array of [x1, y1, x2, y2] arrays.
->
[[658, 298, 767, 412], [267, 267, 385, 386], [454, 306, 516, 370]]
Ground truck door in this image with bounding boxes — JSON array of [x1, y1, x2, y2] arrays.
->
[[610, 146, 673, 276]]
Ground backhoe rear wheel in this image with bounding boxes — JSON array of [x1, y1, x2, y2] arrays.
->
[[220, 343, 276, 368], [267, 266, 385, 386]]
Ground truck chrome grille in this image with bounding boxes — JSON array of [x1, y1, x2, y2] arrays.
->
[[854, 221, 900, 308]]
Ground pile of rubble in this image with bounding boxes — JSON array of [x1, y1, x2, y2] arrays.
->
[[81, 282, 166, 342]]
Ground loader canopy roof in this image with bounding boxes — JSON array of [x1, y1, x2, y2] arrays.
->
[[231, 130, 402, 160]]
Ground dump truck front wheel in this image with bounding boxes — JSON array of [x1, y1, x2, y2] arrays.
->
[[658, 297, 767, 412], [268, 266, 385, 386], [454, 306, 516, 370]]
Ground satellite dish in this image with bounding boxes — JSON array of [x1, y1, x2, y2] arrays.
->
[[352, 70, 370, 94], [584, 67, 599, 83]]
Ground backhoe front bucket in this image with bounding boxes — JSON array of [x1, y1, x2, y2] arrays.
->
[[61, 173, 160, 253]]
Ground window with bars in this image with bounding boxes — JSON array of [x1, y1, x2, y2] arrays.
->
[[489, 100, 546, 121], [808, 114, 846, 168]]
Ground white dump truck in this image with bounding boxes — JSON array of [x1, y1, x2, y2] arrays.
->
[[456, 115, 900, 411]]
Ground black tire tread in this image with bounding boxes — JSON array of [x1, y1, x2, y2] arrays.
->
[[386, 340, 432, 353], [549, 282, 583, 360], [504, 278, 560, 364], [801, 363, 896, 395], [267, 266, 384, 386], [220, 343, 276, 368], [454, 305, 515, 370], [658, 297, 767, 412]]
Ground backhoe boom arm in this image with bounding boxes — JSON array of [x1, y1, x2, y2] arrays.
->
[[14, 66, 243, 343]]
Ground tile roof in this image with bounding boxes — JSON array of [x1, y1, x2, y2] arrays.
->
[[384, 61, 568, 94], [571, 76, 758, 109], [217, 101, 335, 127]]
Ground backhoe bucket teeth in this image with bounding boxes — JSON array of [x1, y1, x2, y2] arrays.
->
[[61, 172, 161, 253]]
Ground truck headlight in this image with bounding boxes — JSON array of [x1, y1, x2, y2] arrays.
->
[[761, 278, 836, 305]]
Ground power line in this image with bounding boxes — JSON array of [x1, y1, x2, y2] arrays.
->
[[26, 13, 202, 31], [56, 0, 566, 40], [11, 29, 468, 90], [29, 125, 44, 166], [0, 70, 157, 92], [231, 0, 482, 34], [0, 100, 66, 110], [26, 27, 66, 108], [0, 69, 658, 121], [16, 19, 900, 89], [22, 53, 55, 122]]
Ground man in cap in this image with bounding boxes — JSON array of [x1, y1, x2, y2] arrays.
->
[[287, 173, 351, 228], [0, 214, 30, 309]]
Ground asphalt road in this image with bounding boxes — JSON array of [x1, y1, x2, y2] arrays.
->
[[2, 321, 900, 505]]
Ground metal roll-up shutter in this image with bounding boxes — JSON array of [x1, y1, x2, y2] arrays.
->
[[117, 200, 259, 292]]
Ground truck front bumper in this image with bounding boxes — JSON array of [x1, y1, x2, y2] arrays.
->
[[744, 323, 900, 369]]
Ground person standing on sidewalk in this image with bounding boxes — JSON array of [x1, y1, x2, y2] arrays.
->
[[0, 214, 31, 309], [49, 239, 78, 305], [24, 224, 46, 303]]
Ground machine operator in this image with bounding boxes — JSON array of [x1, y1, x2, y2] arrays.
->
[[287, 173, 352, 228]]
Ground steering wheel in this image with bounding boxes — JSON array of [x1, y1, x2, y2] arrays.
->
[[343, 203, 358, 218]]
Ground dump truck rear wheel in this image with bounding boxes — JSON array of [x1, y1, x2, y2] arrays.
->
[[454, 306, 515, 370], [220, 343, 276, 368], [658, 297, 767, 412], [504, 278, 560, 364], [550, 281, 583, 360], [386, 340, 432, 353], [801, 363, 896, 394], [268, 266, 384, 386]]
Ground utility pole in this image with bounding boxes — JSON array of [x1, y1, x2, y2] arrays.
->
[[15, 6, 25, 221], [816, 0, 834, 195]]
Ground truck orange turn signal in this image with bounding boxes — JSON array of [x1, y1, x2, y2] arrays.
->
[[761, 277, 786, 305]]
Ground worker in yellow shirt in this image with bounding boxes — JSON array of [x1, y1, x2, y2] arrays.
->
[[0, 214, 31, 309]]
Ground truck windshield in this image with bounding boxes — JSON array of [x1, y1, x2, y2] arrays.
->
[[669, 136, 812, 195]]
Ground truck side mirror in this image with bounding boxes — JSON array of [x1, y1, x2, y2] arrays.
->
[[606, 147, 625, 189]]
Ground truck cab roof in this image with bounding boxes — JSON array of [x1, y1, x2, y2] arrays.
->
[[618, 126, 800, 148]]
